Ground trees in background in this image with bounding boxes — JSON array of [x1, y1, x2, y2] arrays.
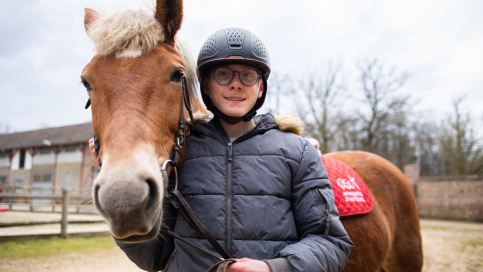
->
[[437, 97, 483, 175], [267, 59, 482, 176], [288, 61, 345, 154], [354, 59, 414, 168]]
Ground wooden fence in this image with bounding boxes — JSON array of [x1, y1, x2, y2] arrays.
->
[[0, 186, 95, 238]]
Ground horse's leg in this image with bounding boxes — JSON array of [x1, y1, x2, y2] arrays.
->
[[380, 169, 423, 272]]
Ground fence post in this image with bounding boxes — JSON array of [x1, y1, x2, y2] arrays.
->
[[61, 188, 69, 239]]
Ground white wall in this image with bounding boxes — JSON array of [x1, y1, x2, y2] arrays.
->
[[33, 152, 55, 165], [58, 150, 83, 163], [0, 157, 9, 167], [32, 149, 83, 165]]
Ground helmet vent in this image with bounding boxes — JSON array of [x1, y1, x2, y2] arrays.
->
[[225, 28, 244, 50], [252, 35, 269, 60], [199, 34, 218, 60]]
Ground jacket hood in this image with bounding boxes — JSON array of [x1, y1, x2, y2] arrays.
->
[[273, 113, 304, 136]]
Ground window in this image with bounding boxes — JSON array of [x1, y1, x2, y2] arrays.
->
[[64, 145, 77, 152], [64, 171, 72, 188], [40, 147, 51, 155], [0, 152, 6, 159], [0, 176, 6, 186], [14, 176, 25, 187], [19, 149, 26, 169], [33, 172, 52, 183]]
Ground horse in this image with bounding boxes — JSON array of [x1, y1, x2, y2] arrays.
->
[[81, 1, 423, 271]]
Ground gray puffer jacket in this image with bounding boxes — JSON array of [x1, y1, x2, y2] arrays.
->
[[118, 114, 353, 272]]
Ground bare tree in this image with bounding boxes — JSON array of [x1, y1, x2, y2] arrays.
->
[[437, 96, 483, 175], [333, 115, 362, 151], [354, 58, 412, 166], [289, 61, 346, 153], [264, 71, 291, 114], [412, 119, 443, 176]]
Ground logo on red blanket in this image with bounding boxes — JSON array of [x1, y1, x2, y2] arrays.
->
[[336, 175, 367, 202], [321, 156, 373, 217]]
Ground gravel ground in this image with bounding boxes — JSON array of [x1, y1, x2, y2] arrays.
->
[[1, 218, 482, 272]]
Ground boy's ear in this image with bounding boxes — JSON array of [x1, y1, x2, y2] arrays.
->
[[258, 81, 264, 98], [203, 80, 210, 95]]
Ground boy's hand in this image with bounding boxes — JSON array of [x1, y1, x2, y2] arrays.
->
[[88, 138, 101, 170], [227, 258, 270, 272]]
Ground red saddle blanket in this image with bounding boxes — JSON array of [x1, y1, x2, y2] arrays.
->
[[321, 156, 373, 217]]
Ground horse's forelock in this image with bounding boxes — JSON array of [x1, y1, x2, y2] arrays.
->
[[87, 9, 164, 56], [86, 8, 199, 108]]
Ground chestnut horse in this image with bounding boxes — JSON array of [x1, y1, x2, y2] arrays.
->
[[81, 1, 423, 271]]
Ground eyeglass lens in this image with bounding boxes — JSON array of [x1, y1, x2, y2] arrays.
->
[[214, 68, 259, 86]]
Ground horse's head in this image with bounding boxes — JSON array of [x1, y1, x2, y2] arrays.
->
[[81, 0, 201, 243]]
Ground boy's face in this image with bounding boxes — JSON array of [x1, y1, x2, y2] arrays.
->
[[203, 64, 264, 118]]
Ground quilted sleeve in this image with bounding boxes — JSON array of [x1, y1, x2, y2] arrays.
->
[[277, 142, 353, 272]]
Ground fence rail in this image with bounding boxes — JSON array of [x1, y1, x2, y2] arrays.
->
[[0, 187, 96, 238], [0, 185, 91, 196]]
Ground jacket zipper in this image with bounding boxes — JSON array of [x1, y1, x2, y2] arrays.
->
[[226, 142, 233, 254], [314, 189, 331, 235]]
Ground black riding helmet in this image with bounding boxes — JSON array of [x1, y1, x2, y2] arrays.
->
[[197, 27, 271, 124]]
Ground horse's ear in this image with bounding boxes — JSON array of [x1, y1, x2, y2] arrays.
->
[[154, 0, 183, 43], [84, 8, 100, 32]]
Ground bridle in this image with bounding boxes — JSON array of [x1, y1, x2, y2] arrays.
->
[[86, 39, 232, 263]]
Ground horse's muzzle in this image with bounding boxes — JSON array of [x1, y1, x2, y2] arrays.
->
[[92, 150, 164, 242]]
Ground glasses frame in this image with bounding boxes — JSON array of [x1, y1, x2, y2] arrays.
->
[[212, 67, 262, 87]]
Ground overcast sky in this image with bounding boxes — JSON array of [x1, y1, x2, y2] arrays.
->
[[1, 0, 482, 133]]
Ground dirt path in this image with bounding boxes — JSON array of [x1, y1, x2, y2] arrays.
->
[[420, 219, 483, 272], [1, 219, 482, 272]]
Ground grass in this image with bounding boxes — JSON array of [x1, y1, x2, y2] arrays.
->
[[0, 235, 116, 259]]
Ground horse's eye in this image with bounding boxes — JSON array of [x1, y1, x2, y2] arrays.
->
[[171, 70, 184, 82], [81, 77, 92, 92]]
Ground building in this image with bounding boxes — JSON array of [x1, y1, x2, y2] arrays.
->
[[0, 123, 96, 194]]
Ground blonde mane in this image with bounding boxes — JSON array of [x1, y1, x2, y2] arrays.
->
[[87, 9, 163, 56], [86, 8, 199, 105]]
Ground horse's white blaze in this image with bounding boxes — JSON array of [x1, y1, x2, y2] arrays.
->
[[116, 49, 143, 58]]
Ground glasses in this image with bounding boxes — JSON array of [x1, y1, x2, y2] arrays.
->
[[213, 67, 261, 86]]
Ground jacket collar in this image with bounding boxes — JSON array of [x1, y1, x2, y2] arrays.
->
[[191, 113, 277, 143]]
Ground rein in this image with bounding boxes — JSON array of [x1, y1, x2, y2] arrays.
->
[[86, 38, 232, 262]]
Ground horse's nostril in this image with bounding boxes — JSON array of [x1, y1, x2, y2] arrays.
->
[[144, 178, 160, 215], [94, 184, 109, 219]]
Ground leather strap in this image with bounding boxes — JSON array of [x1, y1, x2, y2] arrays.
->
[[161, 224, 222, 261], [169, 189, 232, 260]]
